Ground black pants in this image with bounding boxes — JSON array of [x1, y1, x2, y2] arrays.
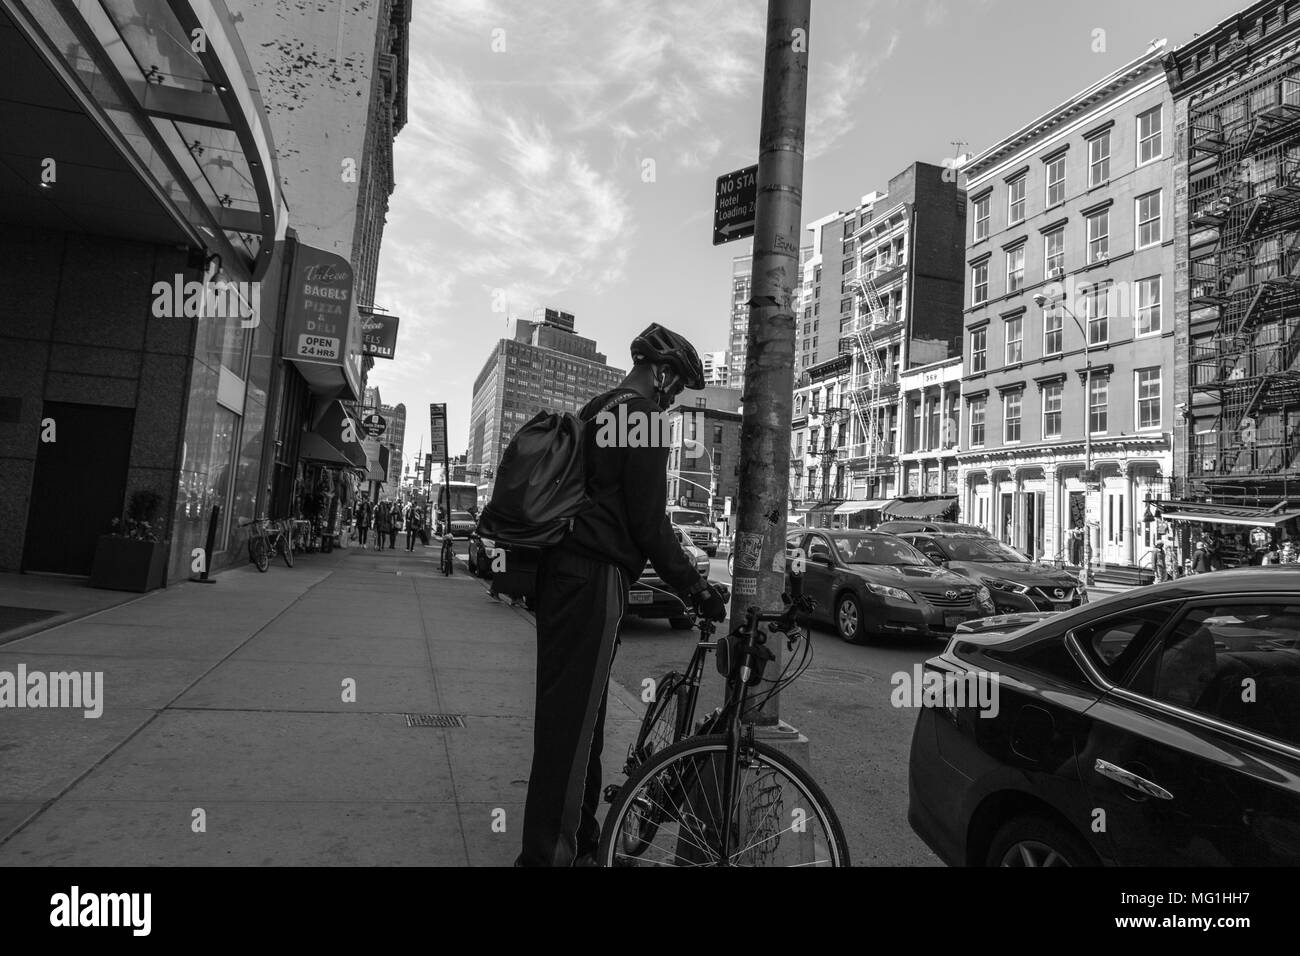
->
[[388, 530, 398, 549], [358, 526, 369, 545], [518, 548, 628, 867], [406, 529, 416, 550]]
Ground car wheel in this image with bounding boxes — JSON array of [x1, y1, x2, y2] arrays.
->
[[835, 592, 870, 645], [668, 615, 693, 630], [986, 816, 1097, 868]]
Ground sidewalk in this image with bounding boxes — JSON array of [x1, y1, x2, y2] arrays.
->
[[0, 540, 643, 865]]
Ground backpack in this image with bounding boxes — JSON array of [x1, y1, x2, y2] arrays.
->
[[477, 389, 638, 549]]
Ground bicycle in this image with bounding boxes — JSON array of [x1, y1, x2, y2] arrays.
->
[[241, 517, 294, 572], [598, 581, 849, 867], [440, 534, 454, 576]]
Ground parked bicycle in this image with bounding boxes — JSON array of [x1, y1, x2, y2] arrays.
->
[[240, 517, 294, 572], [440, 533, 454, 576], [599, 579, 849, 867]]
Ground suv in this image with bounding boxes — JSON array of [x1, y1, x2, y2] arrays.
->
[[893, 532, 1085, 614], [667, 508, 719, 556], [877, 520, 992, 537]]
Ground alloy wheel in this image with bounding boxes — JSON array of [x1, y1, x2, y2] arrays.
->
[[1000, 840, 1071, 867]]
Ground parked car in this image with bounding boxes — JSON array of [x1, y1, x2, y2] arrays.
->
[[727, 522, 804, 576], [786, 529, 995, 643], [908, 567, 1300, 866], [893, 532, 1086, 614], [468, 525, 712, 629], [876, 519, 992, 537], [445, 510, 477, 538], [667, 507, 719, 556], [628, 525, 714, 629]]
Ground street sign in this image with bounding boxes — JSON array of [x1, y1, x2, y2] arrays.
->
[[361, 412, 386, 438], [713, 164, 757, 245], [429, 403, 448, 460]]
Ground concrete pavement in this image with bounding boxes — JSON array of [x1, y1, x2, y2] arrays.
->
[[0, 538, 643, 865]]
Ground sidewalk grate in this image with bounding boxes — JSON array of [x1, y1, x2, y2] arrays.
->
[[405, 713, 467, 728]]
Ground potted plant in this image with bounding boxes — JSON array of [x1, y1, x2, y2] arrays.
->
[[89, 490, 168, 592]]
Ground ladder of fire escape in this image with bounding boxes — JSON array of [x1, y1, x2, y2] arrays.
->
[[848, 275, 886, 475]]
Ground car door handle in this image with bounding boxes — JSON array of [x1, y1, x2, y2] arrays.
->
[[1094, 758, 1174, 800]]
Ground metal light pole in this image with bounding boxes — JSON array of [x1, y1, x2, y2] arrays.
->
[[1035, 292, 1094, 587], [731, 0, 811, 730]]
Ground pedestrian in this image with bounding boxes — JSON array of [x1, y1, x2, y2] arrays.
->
[[1261, 542, 1279, 565], [515, 323, 728, 868], [1191, 539, 1213, 574], [1153, 541, 1167, 583], [355, 496, 372, 549], [373, 499, 390, 550], [388, 501, 402, 550], [405, 501, 422, 551]]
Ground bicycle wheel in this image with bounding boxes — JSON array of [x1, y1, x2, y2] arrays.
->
[[631, 671, 687, 768], [281, 535, 294, 568], [250, 536, 269, 572], [599, 735, 849, 867]]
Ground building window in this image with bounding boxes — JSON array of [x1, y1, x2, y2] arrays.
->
[[1046, 155, 1067, 206], [1042, 383, 1062, 438], [841, 256, 854, 276], [839, 296, 852, 313], [1044, 227, 1064, 277], [713, 424, 724, 443], [1008, 175, 1026, 224], [910, 400, 922, 452], [973, 194, 989, 241], [1086, 209, 1109, 263], [1005, 316, 1023, 364], [1136, 276, 1161, 335], [1137, 105, 1163, 164], [1089, 375, 1109, 434], [969, 398, 986, 447], [1004, 391, 1022, 443], [1136, 367, 1161, 430], [1043, 303, 1062, 355], [843, 219, 855, 238], [1007, 246, 1025, 293], [970, 327, 987, 373], [1136, 190, 1162, 248], [1083, 284, 1108, 344], [1088, 131, 1110, 186], [972, 262, 989, 305]]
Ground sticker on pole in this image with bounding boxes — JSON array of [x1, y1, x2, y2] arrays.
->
[[734, 532, 763, 571], [733, 575, 758, 596], [771, 547, 788, 573]]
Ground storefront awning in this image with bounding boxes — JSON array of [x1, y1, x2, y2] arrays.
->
[[834, 499, 890, 515], [1161, 504, 1300, 528], [883, 497, 959, 520], [299, 431, 351, 466], [311, 401, 366, 469]]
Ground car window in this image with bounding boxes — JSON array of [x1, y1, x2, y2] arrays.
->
[[806, 535, 832, 564], [940, 537, 1026, 563], [1072, 606, 1171, 683], [833, 535, 929, 566], [1126, 602, 1300, 748]]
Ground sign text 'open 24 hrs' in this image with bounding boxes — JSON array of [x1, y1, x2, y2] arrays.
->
[[713, 164, 757, 245]]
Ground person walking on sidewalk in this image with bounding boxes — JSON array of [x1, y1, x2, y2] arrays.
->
[[388, 501, 402, 550], [1152, 541, 1167, 583], [1191, 539, 1213, 574], [404, 502, 422, 551], [516, 323, 728, 868], [355, 496, 373, 550], [373, 499, 390, 551]]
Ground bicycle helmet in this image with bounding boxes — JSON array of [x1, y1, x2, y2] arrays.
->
[[630, 323, 706, 390]]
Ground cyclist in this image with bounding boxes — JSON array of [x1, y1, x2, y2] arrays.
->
[[440, 524, 455, 575], [516, 323, 728, 868]]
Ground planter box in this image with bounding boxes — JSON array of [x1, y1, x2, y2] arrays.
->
[[89, 536, 168, 593]]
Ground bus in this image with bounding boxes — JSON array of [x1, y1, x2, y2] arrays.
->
[[436, 480, 480, 526]]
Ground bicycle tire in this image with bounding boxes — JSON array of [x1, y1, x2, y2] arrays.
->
[[599, 735, 849, 868], [631, 671, 687, 769], [250, 536, 269, 573], [281, 536, 294, 568]]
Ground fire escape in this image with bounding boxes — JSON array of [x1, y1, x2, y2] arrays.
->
[[842, 275, 898, 494], [1187, 71, 1300, 486]]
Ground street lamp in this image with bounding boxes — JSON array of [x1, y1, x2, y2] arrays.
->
[[1034, 290, 1095, 587]]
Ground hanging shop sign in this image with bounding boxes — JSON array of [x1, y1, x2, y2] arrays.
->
[[282, 245, 355, 369], [360, 309, 400, 360]]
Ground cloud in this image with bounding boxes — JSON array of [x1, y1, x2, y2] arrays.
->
[[805, 31, 901, 161]]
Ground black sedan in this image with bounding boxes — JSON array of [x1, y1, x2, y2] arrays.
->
[[788, 530, 995, 644], [908, 567, 1300, 866], [893, 532, 1085, 614]]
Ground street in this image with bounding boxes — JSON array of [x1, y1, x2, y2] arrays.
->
[[611, 555, 940, 866]]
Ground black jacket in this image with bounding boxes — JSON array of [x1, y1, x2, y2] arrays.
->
[[557, 388, 702, 593]]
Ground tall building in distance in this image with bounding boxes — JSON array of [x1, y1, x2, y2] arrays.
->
[[957, 42, 1176, 569], [380, 402, 407, 499], [791, 161, 969, 518], [727, 254, 752, 386], [1162, 0, 1300, 565], [469, 312, 626, 497], [702, 351, 731, 387]]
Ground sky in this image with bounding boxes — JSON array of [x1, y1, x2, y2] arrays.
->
[[367, 0, 1246, 465]]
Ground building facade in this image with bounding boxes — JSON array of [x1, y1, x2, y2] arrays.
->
[[702, 351, 731, 387], [665, 387, 743, 521], [958, 43, 1177, 569], [727, 254, 752, 386], [1161, 0, 1300, 565], [379, 402, 406, 500], [468, 314, 625, 498]]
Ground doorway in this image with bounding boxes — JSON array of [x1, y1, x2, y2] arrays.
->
[[23, 402, 136, 575], [1067, 491, 1086, 565]]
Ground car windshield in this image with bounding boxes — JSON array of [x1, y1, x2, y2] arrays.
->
[[833, 535, 929, 566], [672, 511, 708, 525], [938, 537, 1027, 563], [452, 512, 472, 521]]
